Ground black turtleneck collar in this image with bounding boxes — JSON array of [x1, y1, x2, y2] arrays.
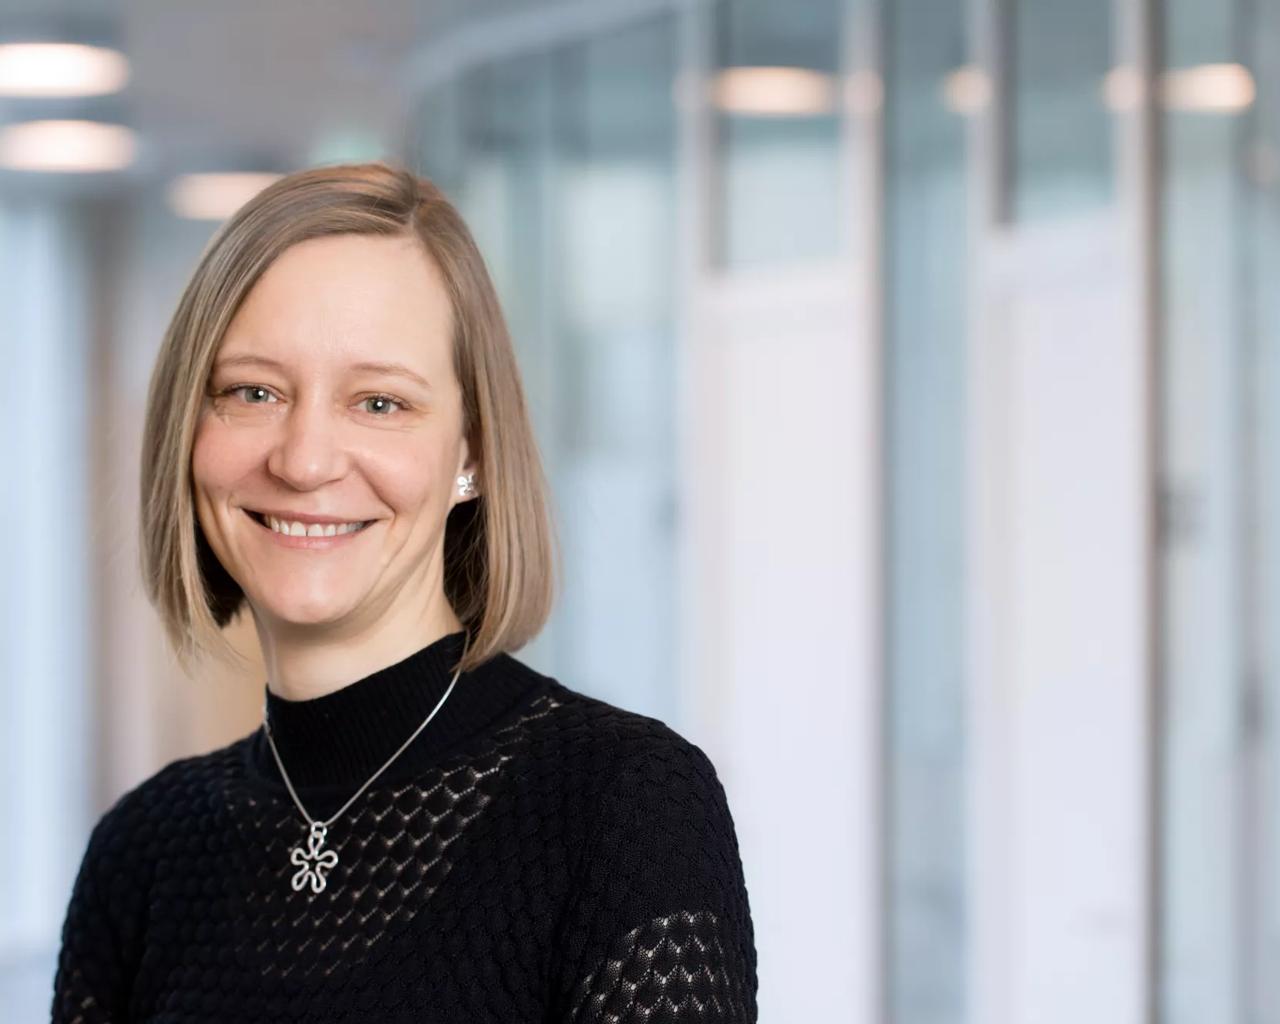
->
[[243, 629, 547, 792]]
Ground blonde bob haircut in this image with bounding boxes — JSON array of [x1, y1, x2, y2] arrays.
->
[[140, 161, 560, 677]]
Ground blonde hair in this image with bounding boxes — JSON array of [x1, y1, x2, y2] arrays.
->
[[139, 161, 560, 676]]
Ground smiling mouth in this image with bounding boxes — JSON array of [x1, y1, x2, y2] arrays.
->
[[243, 509, 374, 537]]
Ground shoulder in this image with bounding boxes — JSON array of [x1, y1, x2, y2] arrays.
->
[[538, 680, 754, 994], [81, 734, 253, 869], [499, 655, 725, 791], [494, 658, 733, 831]]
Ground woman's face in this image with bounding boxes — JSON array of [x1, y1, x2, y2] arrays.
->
[[191, 232, 477, 632]]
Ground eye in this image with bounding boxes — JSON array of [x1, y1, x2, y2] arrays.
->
[[212, 385, 407, 416], [219, 385, 277, 404], [361, 394, 408, 416]]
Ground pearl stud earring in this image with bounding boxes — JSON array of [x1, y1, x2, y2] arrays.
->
[[457, 473, 477, 498]]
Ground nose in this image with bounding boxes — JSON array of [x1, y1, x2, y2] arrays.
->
[[265, 399, 349, 491]]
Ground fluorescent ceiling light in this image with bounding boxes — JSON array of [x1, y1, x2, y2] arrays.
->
[[941, 65, 992, 115], [0, 42, 129, 98], [1162, 62, 1254, 112], [167, 172, 284, 220], [0, 119, 136, 172], [1102, 63, 1255, 112], [712, 66, 836, 117]]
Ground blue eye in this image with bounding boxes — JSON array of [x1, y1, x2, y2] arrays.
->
[[213, 385, 407, 416], [220, 385, 276, 404], [362, 394, 407, 416]]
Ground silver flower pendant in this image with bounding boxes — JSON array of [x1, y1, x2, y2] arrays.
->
[[290, 821, 339, 894]]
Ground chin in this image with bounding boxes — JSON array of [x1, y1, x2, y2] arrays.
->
[[279, 608, 347, 627], [254, 590, 361, 628]]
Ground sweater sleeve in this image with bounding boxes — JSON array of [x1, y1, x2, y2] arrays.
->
[[50, 801, 144, 1024], [550, 740, 759, 1023]]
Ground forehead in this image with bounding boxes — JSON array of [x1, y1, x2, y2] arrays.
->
[[219, 233, 453, 369]]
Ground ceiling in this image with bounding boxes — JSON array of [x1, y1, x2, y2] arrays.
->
[[0, 0, 433, 179]]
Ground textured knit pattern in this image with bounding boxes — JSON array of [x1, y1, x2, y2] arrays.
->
[[50, 649, 757, 1023]]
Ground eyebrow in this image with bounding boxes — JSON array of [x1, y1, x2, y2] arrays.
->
[[212, 354, 433, 391]]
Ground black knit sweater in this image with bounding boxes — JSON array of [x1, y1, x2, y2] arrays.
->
[[50, 630, 758, 1022]]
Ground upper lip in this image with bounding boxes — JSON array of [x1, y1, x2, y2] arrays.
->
[[245, 508, 373, 526]]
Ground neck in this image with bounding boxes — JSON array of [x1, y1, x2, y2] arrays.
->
[[246, 628, 550, 792], [252, 593, 464, 702]]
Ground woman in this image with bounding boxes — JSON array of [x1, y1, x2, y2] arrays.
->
[[50, 163, 757, 1023]]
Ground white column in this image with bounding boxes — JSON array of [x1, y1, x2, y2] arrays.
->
[[0, 198, 93, 1006], [683, 264, 883, 1023], [967, 214, 1153, 1024]]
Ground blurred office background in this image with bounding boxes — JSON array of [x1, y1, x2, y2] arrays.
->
[[0, 0, 1269, 1021]]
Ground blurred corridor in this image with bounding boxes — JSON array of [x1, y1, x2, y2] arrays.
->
[[0, 0, 1273, 1021]]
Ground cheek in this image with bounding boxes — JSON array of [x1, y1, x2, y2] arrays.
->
[[191, 416, 256, 494], [365, 445, 453, 515]]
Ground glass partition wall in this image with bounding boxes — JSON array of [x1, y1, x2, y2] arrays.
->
[[411, 6, 897, 1021], [410, 0, 968, 1019], [1158, 0, 1280, 1022], [883, 1, 970, 1022], [710, 0, 845, 268], [404, 0, 1280, 1020], [414, 15, 682, 721]]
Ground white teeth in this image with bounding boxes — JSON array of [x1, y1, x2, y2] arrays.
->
[[264, 514, 367, 537]]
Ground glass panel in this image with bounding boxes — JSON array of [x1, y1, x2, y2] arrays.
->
[[1158, 0, 1269, 1022], [1010, 0, 1113, 221], [711, 0, 845, 268], [884, 1, 970, 1022], [411, 16, 680, 719], [456, 54, 553, 379], [1249, 8, 1280, 1008], [549, 17, 681, 719]]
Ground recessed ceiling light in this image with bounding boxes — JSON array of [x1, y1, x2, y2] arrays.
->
[[0, 42, 129, 98], [167, 172, 284, 220], [942, 65, 993, 115], [0, 119, 136, 172], [1100, 62, 1255, 113], [1162, 62, 1255, 113], [711, 66, 836, 117]]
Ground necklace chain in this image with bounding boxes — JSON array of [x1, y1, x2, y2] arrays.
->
[[260, 649, 466, 893]]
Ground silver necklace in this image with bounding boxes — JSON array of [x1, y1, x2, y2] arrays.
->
[[262, 658, 465, 895]]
